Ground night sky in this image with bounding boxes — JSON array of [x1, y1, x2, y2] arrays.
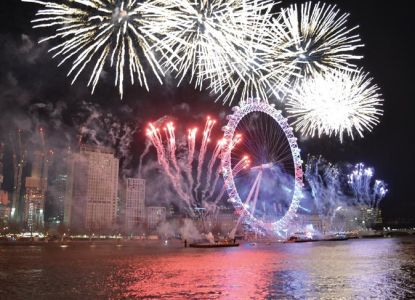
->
[[0, 1, 413, 220]]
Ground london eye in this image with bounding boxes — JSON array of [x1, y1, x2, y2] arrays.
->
[[221, 98, 303, 234]]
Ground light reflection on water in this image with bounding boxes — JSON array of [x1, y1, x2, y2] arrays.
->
[[1, 237, 414, 299]]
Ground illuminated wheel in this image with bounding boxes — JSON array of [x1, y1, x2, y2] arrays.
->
[[221, 98, 303, 234]]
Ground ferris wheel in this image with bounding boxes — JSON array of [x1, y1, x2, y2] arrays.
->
[[221, 98, 303, 234]]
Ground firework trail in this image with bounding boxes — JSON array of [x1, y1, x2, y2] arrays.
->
[[185, 127, 197, 192], [348, 163, 388, 208], [138, 142, 151, 178], [201, 138, 224, 198], [372, 180, 388, 208], [286, 69, 383, 142], [139, 115, 169, 177], [146, 116, 248, 213], [194, 117, 215, 197], [23, 0, 164, 98], [146, 123, 192, 209], [165, 122, 181, 175], [305, 155, 341, 217]]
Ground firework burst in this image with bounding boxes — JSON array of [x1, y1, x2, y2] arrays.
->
[[205, 4, 298, 105], [286, 69, 383, 142], [23, 0, 164, 98], [141, 0, 274, 93], [269, 1, 364, 85]]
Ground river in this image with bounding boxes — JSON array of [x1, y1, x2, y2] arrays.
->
[[1, 237, 414, 299]]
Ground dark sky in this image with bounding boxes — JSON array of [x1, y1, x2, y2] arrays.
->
[[0, 1, 413, 219]]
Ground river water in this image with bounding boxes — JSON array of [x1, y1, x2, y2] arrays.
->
[[1, 237, 414, 299]]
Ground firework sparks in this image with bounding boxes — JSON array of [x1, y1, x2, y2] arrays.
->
[[23, 0, 164, 98], [146, 117, 247, 213], [348, 163, 388, 208], [269, 1, 364, 85], [286, 69, 383, 142], [205, 2, 296, 105], [141, 0, 274, 93]]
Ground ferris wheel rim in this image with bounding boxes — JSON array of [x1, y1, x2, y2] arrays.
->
[[221, 98, 304, 233]]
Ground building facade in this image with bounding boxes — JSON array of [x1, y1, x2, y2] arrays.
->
[[24, 151, 48, 232], [124, 178, 146, 233], [64, 145, 119, 233], [0, 191, 10, 231]]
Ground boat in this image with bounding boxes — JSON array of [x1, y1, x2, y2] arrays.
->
[[285, 232, 316, 243], [285, 232, 348, 243], [322, 234, 349, 241], [188, 240, 239, 248], [285, 236, 319, 243]]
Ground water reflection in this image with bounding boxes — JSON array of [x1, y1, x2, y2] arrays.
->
[[0, 238, 414, 299], [120, 249, 284, 299]]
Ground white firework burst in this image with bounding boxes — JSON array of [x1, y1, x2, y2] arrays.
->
[[205, 3, 298, 105], [286, 69, 383, 142], [141, 0, 274, 94], [269, 1, 364, 83], [23, 0, 164, 98]]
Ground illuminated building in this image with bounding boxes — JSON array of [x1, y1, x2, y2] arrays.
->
[[359, 206, 383, 228], [47, 174, 68, 226], [0, 191, 10, 230], [65, 145, 119, 232], [0, 145, 9, 230], [24, 150, 48, 232], [147, 207, 166, 231], [124, 178, 146, 233], [0, 143, 3, 187], [10, 131, 26, 224]]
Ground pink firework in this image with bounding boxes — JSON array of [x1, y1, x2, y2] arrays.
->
[[146, 117, 249, 215]]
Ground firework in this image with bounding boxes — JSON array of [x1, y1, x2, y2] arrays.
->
[[23, 0, 164, 98], [269, 1, 364, 85], [146, 116, 248, 215], [348, 163, 388, 208], [286, 69, 383, 142], [305, 155, 341, 217], [141, 0, 274, 94], [206, 3, 298, 104]]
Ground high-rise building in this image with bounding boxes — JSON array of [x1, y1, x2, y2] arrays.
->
[[10, 131, 27, 224], [359, 206, 383, 228], [147, 206, 166, 231], [0, 143, 4, 188], [124, 178, 146, 233], [65, 145, 119, 232], [47, 174, 68, 225], [24, 150, 48, 232], [0, 191, 10, 231]]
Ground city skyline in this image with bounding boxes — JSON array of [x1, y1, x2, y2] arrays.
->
[[0, 1, 413, 224]]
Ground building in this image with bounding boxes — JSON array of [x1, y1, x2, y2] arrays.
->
[[47, 174, 68, 226], [124, 178, 146, 233], [359, 206, 383, 228], [10, 132, 27, 225], [64, 145, 119, 233], [0, 191, 10, 231], [24, 151, 48, 232], [147, 207, 166, 231], [0, 143, 4, 188]]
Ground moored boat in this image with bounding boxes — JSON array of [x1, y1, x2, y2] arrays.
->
[[189, 240, 239, 248]]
